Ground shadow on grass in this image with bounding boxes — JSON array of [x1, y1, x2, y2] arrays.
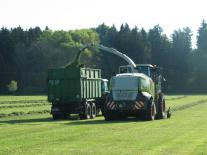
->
[[0, 117, 54, 124], [0, 115, 144, 125], [0, 115, 81, 124], [67, 117, 143, 126]]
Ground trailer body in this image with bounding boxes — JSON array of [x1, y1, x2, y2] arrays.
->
[[48, 67, 102, 119]]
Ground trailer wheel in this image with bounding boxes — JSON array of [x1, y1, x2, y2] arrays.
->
[[91, 102, 96, 119], [79, 103, 91, 120], [157, 96, 166, 119], [146, 100, 156, 121]]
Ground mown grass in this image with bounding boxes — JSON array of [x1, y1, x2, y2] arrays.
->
[[0, 95, 207, 155], [0, 96, 47, 102], [0, 102, 50, 108], [166, 95, 207, 109], [0, 96, 50, 118], [0, 104, 50, 114]]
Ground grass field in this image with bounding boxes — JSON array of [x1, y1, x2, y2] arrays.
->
[[0, 96, 47, 102], [0, 95, 207, 155], [0, 96, 50, 118]]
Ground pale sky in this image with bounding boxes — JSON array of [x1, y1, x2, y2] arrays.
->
[[0, 0, 207, 47]]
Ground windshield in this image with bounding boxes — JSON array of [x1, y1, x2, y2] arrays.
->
[[119, 66, 132, 73], [101, 82, 108, 92], [136, 66, 151, 77]]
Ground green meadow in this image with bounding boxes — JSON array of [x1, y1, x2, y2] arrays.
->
[[0, 95, 206, 155]]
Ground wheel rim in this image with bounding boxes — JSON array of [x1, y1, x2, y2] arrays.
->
[[163, 99, 166, 112], [92, 104, 96, 116], [151, 104, 155, 120], [86, 104, 91, 119], [160, 101, 164, 113], [91, 103, 96, 118]]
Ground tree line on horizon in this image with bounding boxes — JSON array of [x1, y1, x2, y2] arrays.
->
[[0, 20, 207, 94]]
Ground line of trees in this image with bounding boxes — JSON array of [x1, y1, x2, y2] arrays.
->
[[0, 20, 207, 94]]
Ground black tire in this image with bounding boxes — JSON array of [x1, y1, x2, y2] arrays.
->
[[52, 114, 60, 120], [104, 111, 117, 121], [104, 112, 113, 121], [146, 100, 156, 121], [79, 103, 91, 120], [157, 96, 166, 119], [63, 114, 70, 119], [104, 113, 113, 121], [90, 102, 96, 119], [52, 114, 68, 120], [79, 114, 86, 120]]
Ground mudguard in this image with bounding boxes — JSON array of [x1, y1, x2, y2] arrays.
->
[[141, 92, 153, 101]]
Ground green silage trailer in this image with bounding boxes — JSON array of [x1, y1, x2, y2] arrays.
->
[[48, 67, 107, 120]]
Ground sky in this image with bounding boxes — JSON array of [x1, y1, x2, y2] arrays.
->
[[0, 0, 207, 47]]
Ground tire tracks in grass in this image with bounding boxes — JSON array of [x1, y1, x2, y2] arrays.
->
[[171, 99, 207, 112], [166, 95, 187, 101]]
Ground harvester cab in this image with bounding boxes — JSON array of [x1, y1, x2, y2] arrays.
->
[[118, 64, 165, 111], [119, 64, 163, 93], [119, 64, 158, 78]]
